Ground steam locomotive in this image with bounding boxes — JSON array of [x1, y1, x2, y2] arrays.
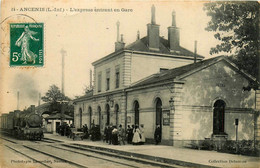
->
[[0, 105, 44, 140]]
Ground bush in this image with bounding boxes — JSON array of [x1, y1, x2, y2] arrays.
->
[[221, 140, 236, 154], [220, 140, 259, 156], [189, 139, 214, 150], [200, 139, 214, 150]]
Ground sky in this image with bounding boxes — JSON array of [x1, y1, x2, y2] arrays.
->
[[0, 0, 221, 113]]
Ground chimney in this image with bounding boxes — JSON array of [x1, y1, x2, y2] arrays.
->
[[30, 105, 36, 114], [194, 40, 197, 63], [147, 5, 160, 51], [137, 30, 140, 40], [115, 21, 125, 51], [90, 69, 92, 88], [168, 10, 180, 52], [38, 93, 41, 106], [17, 91, 19, 110], [121, 34, 124, 42]]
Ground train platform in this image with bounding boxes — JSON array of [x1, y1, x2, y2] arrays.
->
[[44, 133, 260, 168]]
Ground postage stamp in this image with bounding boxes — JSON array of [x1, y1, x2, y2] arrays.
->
[[10, 23, 44, 66]]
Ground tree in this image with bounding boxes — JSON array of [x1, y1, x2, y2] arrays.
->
[[204, 2, 259, 78], [42, 85, 73, 116], [42, 85, 69, 103]]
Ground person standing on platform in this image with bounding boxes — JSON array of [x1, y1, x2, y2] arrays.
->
[[83, 124, 89, 139], [154, 125, 161, 145], [118, 124, 125, 145], [108, 124, 113, 145], [104, 124, 109, 143], [112, 126, 118, 145], [140, 124, 145, 145], [126, 125, 132, 144], [132, 125, 141, 145]]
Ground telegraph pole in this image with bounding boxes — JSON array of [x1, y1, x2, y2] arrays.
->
[[60, 49, 66, 95], [17, 91, 19, 110], [60, 49, 67, 124]]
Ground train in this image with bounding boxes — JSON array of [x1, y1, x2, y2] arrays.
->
[[0, 105, 44, 140]]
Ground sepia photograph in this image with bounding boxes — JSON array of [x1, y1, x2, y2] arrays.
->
[[0, 0, 259, 167]]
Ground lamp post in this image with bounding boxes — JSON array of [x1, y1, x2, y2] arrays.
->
[[235, 118, 239, 153], [110, 100, 114, 108], [106, 95, 114, 108]]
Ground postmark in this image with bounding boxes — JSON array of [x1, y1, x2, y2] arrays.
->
[[10, 23, 44, 66]]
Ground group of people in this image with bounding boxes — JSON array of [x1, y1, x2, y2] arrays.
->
[[78, 124, 101, 141], [56, 122, 74, 137], [103, 124, 127, 145], [58, 122, 162, 145], [103, 124, 146, 145], [126, 124, 146, 145]]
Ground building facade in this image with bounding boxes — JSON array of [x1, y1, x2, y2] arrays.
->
[[73, 6, 259, 146]]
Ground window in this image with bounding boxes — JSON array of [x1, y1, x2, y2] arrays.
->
[[106, 104, 110, 125], [97, 106, 101, 126], [155, 98, 162, 127], [106, 78, 110, 90], [106, 69, 110, 91], [98, 72, 102, 92], [213, 100, 226, 135], [134, 101, 139, 125], [115, 67, 120, 88], [89, 107, 92, 128], [114, 104, 119, 126], [79, 108, 83, 128]]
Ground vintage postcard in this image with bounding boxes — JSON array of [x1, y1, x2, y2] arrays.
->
[[0, 0, 259, 168]]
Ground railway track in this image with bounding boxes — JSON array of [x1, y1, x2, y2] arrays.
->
[[48, 144, 144, 168], [1, 136, 79, 168], [60, 143, 185, 168], [1, 135, 186, 168], [0, 136, 162, 168]]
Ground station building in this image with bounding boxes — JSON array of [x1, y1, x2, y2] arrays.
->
[[73, 6, 259, 146]]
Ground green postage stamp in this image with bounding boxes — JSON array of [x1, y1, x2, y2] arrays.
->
[[10, 23, 44, 66]]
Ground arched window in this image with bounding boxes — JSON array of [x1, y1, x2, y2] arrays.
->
[[134, 101, 139, 125], [88, 107, 92, 128], [97, 106, 101, 127], [155, 98, 162, 127], [106, 104, 110, 125], [79, 108, 83, 128], [213, 100, 226, 134], [114, 104, 119, 126]]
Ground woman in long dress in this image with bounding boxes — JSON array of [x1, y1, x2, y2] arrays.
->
[[139, 124, 145, 145], [132, 125, 141, 145], [15, 25, 39, 64]]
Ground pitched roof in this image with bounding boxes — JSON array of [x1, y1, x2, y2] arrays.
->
[[125, 36, 204, 58], [130, 56, 256, 88], [92, 36, 204, 66], [73, 90, 93, 103]]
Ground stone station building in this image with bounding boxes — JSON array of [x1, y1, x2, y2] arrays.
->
[[73, 6, 259, 147]]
